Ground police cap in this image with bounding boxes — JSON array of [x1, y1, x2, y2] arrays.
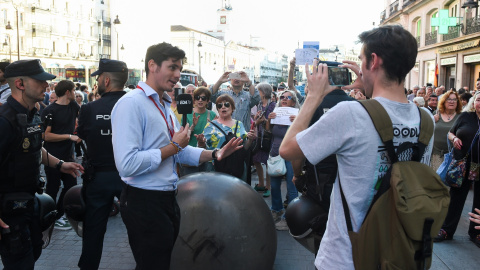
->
[[4, 59, 56, 80], [91, 59, 128, 76]]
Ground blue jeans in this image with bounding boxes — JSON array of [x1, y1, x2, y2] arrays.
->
[[270, 160, 298, 213]]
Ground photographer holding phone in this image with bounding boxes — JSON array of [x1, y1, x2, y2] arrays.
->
[[211, 71, 259, 130]]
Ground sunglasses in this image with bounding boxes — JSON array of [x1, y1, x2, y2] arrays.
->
[[216, 102, 231, 109], [280, 95, 293, 100], [76, 95, 82, 98], [195, 96, 207, 101]]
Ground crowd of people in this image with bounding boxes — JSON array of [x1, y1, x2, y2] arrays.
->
[[2, 24, 480, 270]]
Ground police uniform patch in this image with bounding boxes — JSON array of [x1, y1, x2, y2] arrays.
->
[[23, 138, 30, 149], [13, 200, 28, 209]]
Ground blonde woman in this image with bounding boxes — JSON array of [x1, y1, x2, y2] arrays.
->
[[430, 90, 462, 170]]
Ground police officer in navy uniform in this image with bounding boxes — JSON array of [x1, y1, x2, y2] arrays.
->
[[76, 59, 128, 270], [292, 61, 354, 254], [0, 59, 83, 269]]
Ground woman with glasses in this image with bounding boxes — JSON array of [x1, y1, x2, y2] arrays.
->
[[434, 92, 480, 248], [180, 87, 217, 175], [203, 94, 256, 178], [431, 90, 462, 171], [266, 90, 300, 231]]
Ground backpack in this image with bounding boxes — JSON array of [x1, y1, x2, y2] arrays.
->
[[209, 120, 246, 179], [339, 100, 450, 270]]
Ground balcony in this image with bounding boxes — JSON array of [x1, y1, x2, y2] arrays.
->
[[442, 26, 460, 41], [415, 36, 420, 47], [402, 0, 415, 8], [32, 23, 52, 38], [425, 30, 437, 46], [389, 1, 399, 16], [466, 15, 480, 35], [98, 34, 111, 41], [99, 54, 111, 59]]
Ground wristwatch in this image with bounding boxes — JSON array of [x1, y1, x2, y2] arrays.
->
[[55, 160, 64, 171], [212, 149, 219, 160]]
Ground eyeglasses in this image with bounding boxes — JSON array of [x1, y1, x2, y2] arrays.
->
[[76, 95, 82, 98], [216, 102, 231, 109], [279, 95, 293, 100], [195, 96, 207, 101], [446, 98, 457, 102]]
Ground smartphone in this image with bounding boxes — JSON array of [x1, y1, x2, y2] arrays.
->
[[327, 67, 352, 87], [228, 72, 241, 80]]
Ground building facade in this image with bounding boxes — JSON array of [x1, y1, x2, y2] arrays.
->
[[171, 25, 288, 86], [380, 0, 480, 90], [0, 0, 115, 87]]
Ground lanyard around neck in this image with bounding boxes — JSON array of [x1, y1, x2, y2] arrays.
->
[[137, 86, 174, 138]]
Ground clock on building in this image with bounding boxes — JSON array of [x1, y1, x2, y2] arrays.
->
[[220, 16, 226, 24]]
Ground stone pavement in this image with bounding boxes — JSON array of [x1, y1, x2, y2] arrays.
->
[[1, 167, 478, 269]]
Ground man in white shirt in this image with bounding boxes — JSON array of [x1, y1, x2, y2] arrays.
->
[[279, 25, 433, 270], [111, 42, 242, 269]]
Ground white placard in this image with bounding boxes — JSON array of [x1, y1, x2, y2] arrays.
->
[[271, 107, 299, 126], [295, 49, 318, 65]]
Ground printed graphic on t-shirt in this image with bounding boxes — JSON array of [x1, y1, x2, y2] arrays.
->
[[376, 121, 431, 180]]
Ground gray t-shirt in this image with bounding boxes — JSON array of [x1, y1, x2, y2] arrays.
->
[[296, 97, 433, 270]]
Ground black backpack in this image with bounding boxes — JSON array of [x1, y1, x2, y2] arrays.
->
[[209, 120, 246, 179]]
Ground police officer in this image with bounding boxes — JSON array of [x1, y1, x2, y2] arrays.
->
[[76, 59, 128, 270], [0, 59, 83, 269], [292, 61, 354, 254]]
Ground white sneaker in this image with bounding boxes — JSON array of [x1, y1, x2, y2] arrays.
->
[[275, 219, 289, 231], [54, 216, 72, 231]]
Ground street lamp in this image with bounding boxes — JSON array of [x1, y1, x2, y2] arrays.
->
[[197, 41, 202, 80], [113, 15, 121, 60], [5, 17, 19, 60], [3, 36, 11, 62]]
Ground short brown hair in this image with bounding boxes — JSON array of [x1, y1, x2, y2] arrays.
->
[[216, 94, 235, 111], [438, 90, 462, 114], [193, 86, 211, 101]]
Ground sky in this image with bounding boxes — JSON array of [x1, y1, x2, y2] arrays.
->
[[112, 0, 386, 68]]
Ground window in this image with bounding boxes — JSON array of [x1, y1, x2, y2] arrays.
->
[[2, 9, 7, 25], [53, 41, 55, 52], [447, 0, 459, 17], [19, 13, 23, 27], [430, 11, 438, 32], [416, 19, 422, 37], [67, 43, 69, 53]]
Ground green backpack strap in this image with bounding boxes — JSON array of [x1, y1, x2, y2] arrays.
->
[[418, 108, 434, 146], [358, 100, 397, 163]]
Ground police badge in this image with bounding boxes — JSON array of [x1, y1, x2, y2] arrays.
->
[[23, 138, 30, 149]]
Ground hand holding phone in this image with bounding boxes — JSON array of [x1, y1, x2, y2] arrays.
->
[[228, 72, 241, 80]]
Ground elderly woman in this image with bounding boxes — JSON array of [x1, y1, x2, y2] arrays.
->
[[252, 83, 276, 197], [75, 90, 84, 106], [203, 94, 256, 179], [434, 92, 480, 248], [180, 87, 217, 175], [266, 90, 300, 231], [431, 90, 462, 171]]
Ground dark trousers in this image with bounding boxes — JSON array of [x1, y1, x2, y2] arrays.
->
[[45, 166, 77, 218], [120, 185, 180, 270], [0, 205, 43, 270], [78, 171, 124, 270], [442, 180, 480, 238]]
